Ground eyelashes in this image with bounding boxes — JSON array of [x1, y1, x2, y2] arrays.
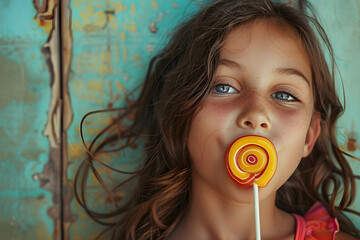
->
[[211, 83, 300, 102], [271, 91, 299, 102], [212, 83, 238, 94]]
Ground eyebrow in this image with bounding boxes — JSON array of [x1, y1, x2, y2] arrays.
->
[[275, 68, 310, 86], [218, 58, 310, 86], [218, 58, 245, 70]]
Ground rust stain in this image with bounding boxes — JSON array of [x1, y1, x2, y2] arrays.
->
[[33, 0, 75, 239], [35, 18, 53, 34], [346, 120, 358, 152], [33, 0, 56, 34]]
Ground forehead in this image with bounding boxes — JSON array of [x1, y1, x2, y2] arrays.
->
[[220, 19, 312, 84], [223, 19, 307, 57]]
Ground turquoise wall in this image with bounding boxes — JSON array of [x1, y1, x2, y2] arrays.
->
[[0, 0, 359, 239], [0, 0, 54, 239], [312, 0, 360, 226]]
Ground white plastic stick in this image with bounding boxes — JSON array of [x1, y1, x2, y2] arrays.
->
[[253, 183, 261, 240]]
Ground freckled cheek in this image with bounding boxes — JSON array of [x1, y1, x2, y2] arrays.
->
[[202, 100, 235, 114], [188, 101, 235, 159], [271, 108, 312, 182], [272, 108, 310, 133], [195, 101, 235, 127]]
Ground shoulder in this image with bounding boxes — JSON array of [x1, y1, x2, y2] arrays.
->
[[335, 231, 358, 240]]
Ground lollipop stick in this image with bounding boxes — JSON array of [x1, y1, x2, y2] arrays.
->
[[253, 183, 261, 240]]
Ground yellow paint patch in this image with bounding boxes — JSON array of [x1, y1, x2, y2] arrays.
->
[[123, 22, 138, 32], [84, 118, 114, 132], [130, 3, 136, 14], [99, 64, 107, 76], [73, 81, 85, 90], [72, 19, 81, 31], [134, 54, 141, 61], [150, 0, 159, 8], [84, 6, 95, 11], [79, 12, 93, 20], [68, 142, 86, 161], [123, 49, 128, 61], [113, 1, 127, 12], [94, 11, 106, 27], [87, 81, 104, 93], [108, 14, 117, 22], [116, 82, 124, 91], [72, 0, 90, 8], [118, 32, 126, 40], [83, 93, 100, 105]]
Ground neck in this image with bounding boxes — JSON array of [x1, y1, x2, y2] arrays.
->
[[170, 175, 295, 240]]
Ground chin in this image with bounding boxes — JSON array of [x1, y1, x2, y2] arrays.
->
[[221, 181, 261, 204]]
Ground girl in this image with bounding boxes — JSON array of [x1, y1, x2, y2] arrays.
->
[[75, 0, 360, 239]]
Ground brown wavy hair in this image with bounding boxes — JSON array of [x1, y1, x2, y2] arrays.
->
[[74, 0, 360, 239]]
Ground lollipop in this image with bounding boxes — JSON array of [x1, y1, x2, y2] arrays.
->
[[225, 135, 277, 187], [225, 135, 277, 240]]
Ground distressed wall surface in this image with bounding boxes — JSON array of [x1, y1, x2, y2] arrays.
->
[[67, 1, 204, 238], [312, 0, 360, 227], [0, 0, 54, 239], [0, 0, 359, 239]]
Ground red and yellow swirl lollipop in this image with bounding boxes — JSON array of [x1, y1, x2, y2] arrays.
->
[[225, 135, 277, 187]]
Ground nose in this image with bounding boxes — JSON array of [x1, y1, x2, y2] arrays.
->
[[236, 95, 271, 131]]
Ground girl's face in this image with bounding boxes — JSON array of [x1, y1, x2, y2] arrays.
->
[[187, 20, 321, 203]]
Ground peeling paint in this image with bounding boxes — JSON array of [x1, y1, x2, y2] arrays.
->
[[123, 21, 138, 31], [33, 0, 75, 239], [146, 44, 154, 52], [149, 22, 158, 33]]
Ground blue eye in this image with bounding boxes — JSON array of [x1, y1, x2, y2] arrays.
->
[[213, 84, 238, 94], [271, 91, 297, 101]]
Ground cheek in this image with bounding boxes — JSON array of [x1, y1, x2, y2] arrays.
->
[[270, 108, 312, 188], [272, 107, 311, 137], [187, 102, 234, 165], [189, 101, 234, 141]]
